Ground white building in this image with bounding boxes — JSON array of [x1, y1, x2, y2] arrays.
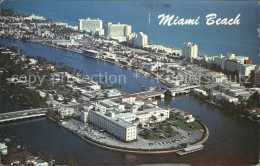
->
[[81, 111, 89, 123], [217, 93, 239, 103], [254, 70, 260, 86], [104, 22, 131, 41], [82, 94, 170, 141], [24, 14, 46, 21], [205, 72, 227, 83], [193, 88, 208, 96], [182, 42, 198, 60], [127, 32, 148, 48], [0, 143, 7, 155], [88, 111, 137, 142], [58, 107, 74, 118], [135, 107, 169, 125], [224, 55, 250, 73], [214, 54, 226, 69], [171, 109, 195, 123], [78, 18, 104, 35], [238, 64, 256, 76]]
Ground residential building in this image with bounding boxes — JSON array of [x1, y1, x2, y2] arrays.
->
[[238, 64, 256, 77], [193, 88, 208, 96], [205, 72, 227, 83], [182, 42, 198, 60], [224, 55, 250, 73], [225, 59, 239, 72], [8, 151, 36, 165], [171, 108, 195, 123], [217, 93, 239, 103], [81, 111, 89, 123], [0, 143, 7, 155], [127, 32, 148, 48], [213, 54, 226, 69], [58, 107, 74, 118], [254, 70, 260, 86]]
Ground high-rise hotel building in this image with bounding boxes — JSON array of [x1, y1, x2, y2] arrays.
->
[[78, 18, 103, 35], [104, 22, 131, 41], [182, 42, 198, 60]]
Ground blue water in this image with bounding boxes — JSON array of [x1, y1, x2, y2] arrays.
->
[[0, 38, 167, 94], [0, 38, 258, 165], [1, 1, 259, 63]]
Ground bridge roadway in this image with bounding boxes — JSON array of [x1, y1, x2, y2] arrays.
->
[[165, 85, 200, 97], [0, 103, 88, 123], [0, 87, 197, 123]]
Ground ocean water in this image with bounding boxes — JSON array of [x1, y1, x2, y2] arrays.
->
[[1, 1, 259, 63]]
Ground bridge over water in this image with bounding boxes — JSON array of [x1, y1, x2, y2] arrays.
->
[[0, 103, 87, 123]]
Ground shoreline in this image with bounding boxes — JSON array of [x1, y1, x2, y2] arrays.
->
[[49, 117, 209, 154], [0, 39, 210, 154], [3, 37, 174, 89]]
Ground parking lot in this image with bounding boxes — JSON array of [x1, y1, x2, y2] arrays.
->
[[62, 119, 204, 150]]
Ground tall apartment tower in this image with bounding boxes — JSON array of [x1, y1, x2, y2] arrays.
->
[[182, 42, 198, 59], [127, 32, 148, 48]]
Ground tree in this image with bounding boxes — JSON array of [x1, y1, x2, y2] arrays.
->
[[151, 115, 157, 123], [247, 91, 259, 108], [65, 155, 76, 166], [134, 117, 140, 122], [160, 113, 164, 118], [166, 126, 173, 133], [39, 151, 53, 163]]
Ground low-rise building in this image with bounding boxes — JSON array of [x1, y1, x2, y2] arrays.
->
[[171, 108, 195, 123], [81, 94, 170, 141], [8, 151, 36, 165], [193, 88, 208, 96], [0, 143, 7, 155], [58, 107, 74, 118], [217, 93, 239, 103]]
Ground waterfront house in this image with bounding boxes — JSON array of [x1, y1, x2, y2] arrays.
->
[[171, 108, 195, 123], [8, 151, 36, 165], [0, 143, 7, 155], [58, 107, 74, 118], [193, 88, 208, 96], [217, 93, 239, 103]]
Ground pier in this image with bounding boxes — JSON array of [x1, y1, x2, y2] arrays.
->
[[176, 144, 204, 156]]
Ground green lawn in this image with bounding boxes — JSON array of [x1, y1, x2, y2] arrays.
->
[[168, 117, 203, 131], [138, 129, 162, 140], [153, 127, 177, 138]]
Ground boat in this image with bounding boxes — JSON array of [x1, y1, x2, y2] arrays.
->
[[140, 86, 148, 91]]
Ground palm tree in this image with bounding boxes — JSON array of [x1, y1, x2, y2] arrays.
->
[[151, 115, 157, 123], [134, 117, 140, 123], [65, 155, 76, 166], [160, 113, 164, 118]]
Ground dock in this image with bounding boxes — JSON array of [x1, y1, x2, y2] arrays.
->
[[176, 144, 204, 156]]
